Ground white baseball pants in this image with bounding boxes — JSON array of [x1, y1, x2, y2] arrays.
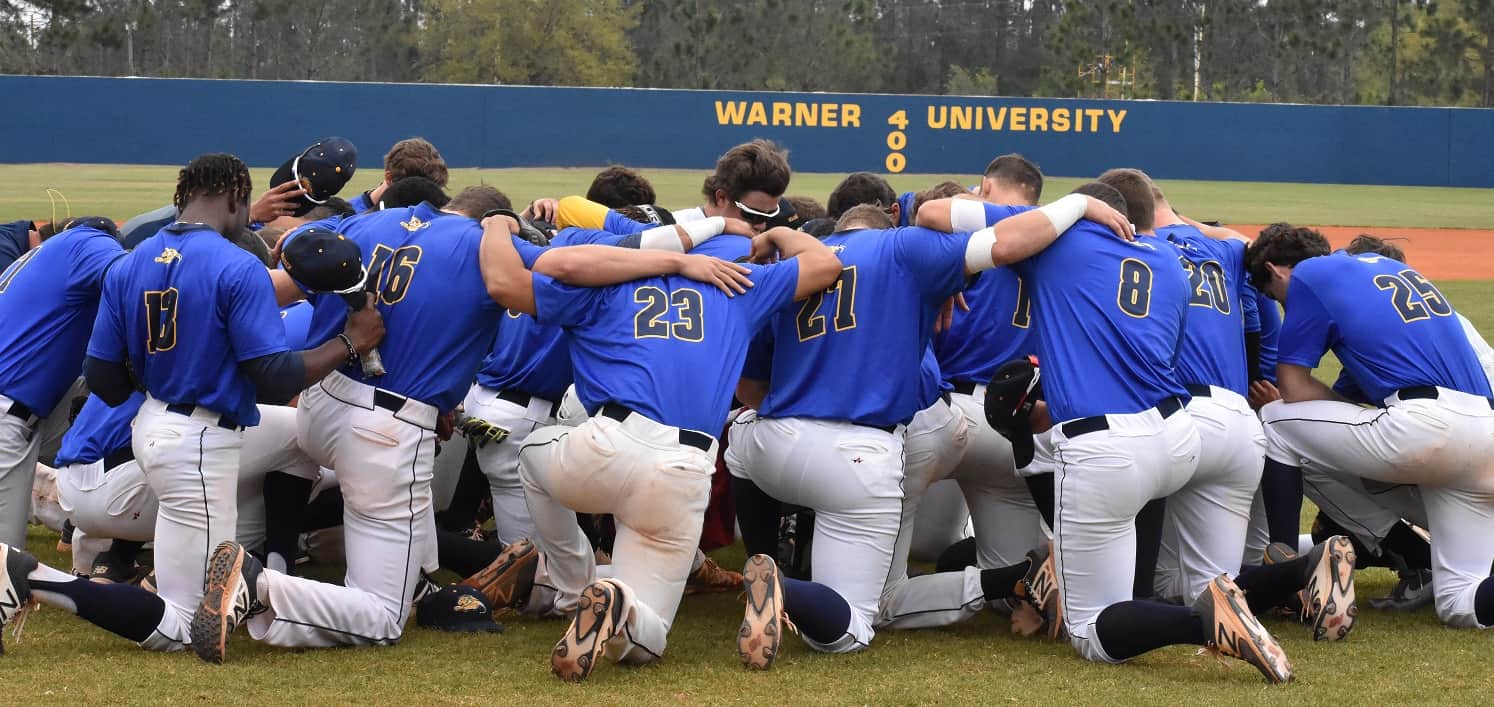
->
[[1052, 406, 1201, 663], [518, 410, 715, 664], [462, 384, 557, 546], [248, 372, 438, 648], [727, 412, 904, 653], [903, 397, 972, 562], [1262, 388, 1494, 628], [1153, 387, 1264, 603]]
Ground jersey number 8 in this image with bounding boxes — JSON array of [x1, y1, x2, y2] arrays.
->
[[1117, 258, 1153, 318]]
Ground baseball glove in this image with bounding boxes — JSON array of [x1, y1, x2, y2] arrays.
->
[[984, 356, 1043, 468], [457, 411, 510, 448], [483, 208, 552, 247]]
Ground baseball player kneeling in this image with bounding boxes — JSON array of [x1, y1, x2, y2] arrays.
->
[[492, 219, 838, 682], [1248, 226, 1494, 630]]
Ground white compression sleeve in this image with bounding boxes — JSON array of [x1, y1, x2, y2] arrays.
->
[[1036, 193, 1088, 235], [964, 227, 998, 272], [950, 199, 991, 232]]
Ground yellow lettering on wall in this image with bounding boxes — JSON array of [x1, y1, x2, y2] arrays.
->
[[927, 105, 947, 129], [1084, 108, 1104, 132], [772, 102, 792, 126], [842, 103, 861, 127], [746, 103, 768, 126], [1028, 107, 1049, 131], [822, 103, 839, 127], [796, 102, 819, 127], [1107, 109, 1127, 132], [1051, 108, 1069, 132], [950, 106, 972, 130], [1010, 107, 1027, 131], [715, 101, 748, 125], [990, 107, 1007, 130]]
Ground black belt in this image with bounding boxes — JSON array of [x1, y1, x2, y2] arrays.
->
[[940, 391, 952, 406], [1396, 385, 1494, 409], [103, 446, 135, 470], [498, 389, 561, 418], [1185, 384, 1213, 398], [599, 403, 714, 452], [1061, 397, 1184, 439], [373, 389, 410, 414], [951, 380, 980, 396], [3, 398, 34, 422], [164, 403, 240, 430]]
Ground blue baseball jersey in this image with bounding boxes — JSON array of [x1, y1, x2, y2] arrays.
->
[[919, 347, 951, 403], [1255, 287, 1282, 382], [88, 224, 288, 426], [0, 221, 32, 271], [534, 261, 801, 434], [279, 301, 314, 350], [296, 203, 546, 411], [1278, 252, 1490, 401], [349, 191, 374, 214], [1011, 226, 1191, 422], [896, 192, 917, 227], [933, 203, 1034, 383], [54, 393, 143, 467], [1161, 225, 1254, 395], [0, 225, 123, 412], [758, 227, 972, 427]]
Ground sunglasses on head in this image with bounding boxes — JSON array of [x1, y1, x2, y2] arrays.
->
[[734, 200, 781, 225]]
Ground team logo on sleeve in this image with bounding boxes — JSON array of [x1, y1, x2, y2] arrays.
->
[[400, 216, 431, 233], [153, 247, 182, 264]]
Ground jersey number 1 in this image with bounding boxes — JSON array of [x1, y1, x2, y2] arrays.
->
[[144, 288, 179, 353]]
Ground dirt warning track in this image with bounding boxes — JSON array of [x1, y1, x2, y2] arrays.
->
[[1228, 225, 1494, 281]]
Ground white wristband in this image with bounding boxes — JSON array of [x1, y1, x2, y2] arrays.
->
[[1037, 193, 1088, 235], [964, 227, 998, 272], [639, 224, 686, 252], [951, 199, 990, 232]]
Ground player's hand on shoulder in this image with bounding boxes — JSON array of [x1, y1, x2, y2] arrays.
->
[[481, 212, 521, 235], [251, 180, 307, 224], [678, 254, 753, 297], [1082, 195, 1134, 241], [522, 198, 559, 224], [343, 293, 387, 353]]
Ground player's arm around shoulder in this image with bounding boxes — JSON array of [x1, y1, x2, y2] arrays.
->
[[973, 194, 1133, 273], [750, 226, 841, 300]]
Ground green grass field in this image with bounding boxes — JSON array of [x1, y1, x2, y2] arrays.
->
[[5, 165, 1494, 704], [3, 164, 1493, 229]]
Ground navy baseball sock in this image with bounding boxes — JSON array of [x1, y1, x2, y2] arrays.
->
[[1261, 459, 1303, 545], [1094, 600, 1205, 660], [1382, 522, 1432, 571], [936, 537, 978, 572], [780, 577, 852, 645], [1024, 472, 1055, 528], [437, 445, 490, 531], [96, 539, 145, 570], [1234, 554, 1312, 614], [437, 528, 502, 578], [302, 487, 346, 531], [1133, 497, 1166, 600], [979, 559, 1032, 601], [731, 475, 783, 559], [1475, 578, 1494, 627], [30, 574, 164, 643], [262, 471, 313, 573]]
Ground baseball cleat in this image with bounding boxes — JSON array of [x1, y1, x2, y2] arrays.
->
[[739, 554, 791, 670], [0, 543, 40, 656], [1369, 568, 1433, 612], [1016, 543, 1065, 641], [551, 580, 624, 682], [1262, 542, 1297, 565], [686, 556, 743, 595], [458, 538, 539, 610], [89, 558, 147, 585], [1194, 574, 1293, 685], [1301, 535, 1357, 641], [138, 570, 157, 594], [190, 541, 264, 665], [56, 519, 74, 554]]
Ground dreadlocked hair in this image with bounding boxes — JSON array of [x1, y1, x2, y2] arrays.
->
[[173, 153, 254, 211]]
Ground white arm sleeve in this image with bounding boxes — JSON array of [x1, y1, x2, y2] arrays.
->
[[964, 227, 998, 272], [950, 199, 991, 232], [1036, 193, 1088, 235]]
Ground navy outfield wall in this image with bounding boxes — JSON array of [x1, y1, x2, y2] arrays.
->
[[2, 75, 1492, 187]]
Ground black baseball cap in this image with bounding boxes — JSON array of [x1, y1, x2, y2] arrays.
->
[[766, 197, 800, 229], [281, 226, 365, 295], [415, 585, 505, 634], [270, 137, 359, 217]]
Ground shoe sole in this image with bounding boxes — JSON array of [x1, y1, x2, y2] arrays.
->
[[738, 555, 783, 670], [190, 544, 245, 665], [1262, 542, 1297, 565], [1307, 536, 1357, 641], [1204, 576, 1293, 684], [1025, 552, 1065, 641], [551, 582, 620, 682], [459, 540, 539, 609]]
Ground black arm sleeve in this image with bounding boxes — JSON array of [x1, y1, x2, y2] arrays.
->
[[614, 234, 643, 249], [83, 356, 136, 407], [1245, 331, 1263, 382], [241, 350, 309, 405]]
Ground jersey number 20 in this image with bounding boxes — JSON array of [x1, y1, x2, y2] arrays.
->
[[795, 266, 858, 341]]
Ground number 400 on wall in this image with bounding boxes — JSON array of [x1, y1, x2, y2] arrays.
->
[[886, 110, 908, 173]]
